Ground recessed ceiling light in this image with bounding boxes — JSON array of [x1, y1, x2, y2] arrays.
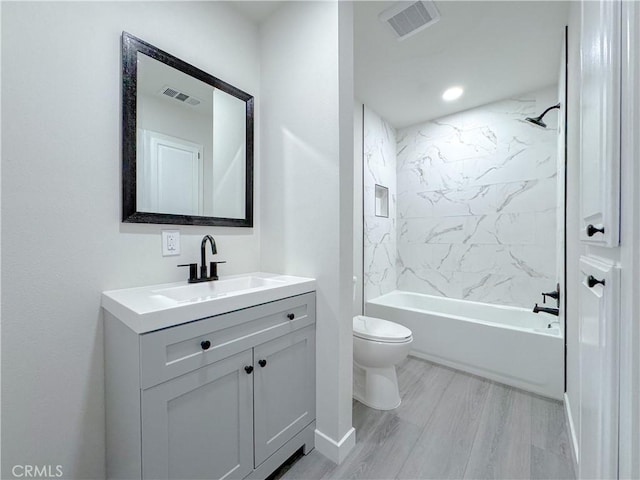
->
[[442, 86, 464, 101]]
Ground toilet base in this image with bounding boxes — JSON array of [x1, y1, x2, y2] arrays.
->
[[353, 362, 401, 410]]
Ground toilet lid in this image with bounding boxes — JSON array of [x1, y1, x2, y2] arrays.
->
[[353, 315, 412, 343]]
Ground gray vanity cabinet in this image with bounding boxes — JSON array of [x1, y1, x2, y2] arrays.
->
[[104, 292, 316, 480], [141, 349, 254, 480], [254, 327, 316, 466]]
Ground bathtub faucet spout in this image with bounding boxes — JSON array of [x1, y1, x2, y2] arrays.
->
[[533, 303, 559, 317]]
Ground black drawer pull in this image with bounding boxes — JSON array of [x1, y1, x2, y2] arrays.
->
[[244, 366, 254, 374], [587, 275, 606, 288], [258, 359, 267, 368], [200, 340, 211, 350], [287, 313, 295, 320], [587, 224, 605, 237]]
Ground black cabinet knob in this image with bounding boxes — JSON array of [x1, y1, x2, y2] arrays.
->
[[287, 313, 295, 320], [244, 366, 254, 374], [258, 359, 267, 368], [587, 224, 605, 237], [587, 275, 606, 288], [200, 340, 211, 350]]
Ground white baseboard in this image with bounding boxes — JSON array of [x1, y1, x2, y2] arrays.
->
[[314, 427, 356, 464], [564, 393, 579, 469]]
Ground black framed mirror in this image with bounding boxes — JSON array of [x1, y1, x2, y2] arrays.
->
[[122, 32, 254, 226]]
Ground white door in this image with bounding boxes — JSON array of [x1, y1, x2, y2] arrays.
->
[[578, 256, 620, 479], [138, 129, 203, 216], [579, 0, 621, 246], [141, 350, 254, 480]]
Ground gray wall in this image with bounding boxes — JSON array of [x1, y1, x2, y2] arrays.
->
[[260, 1, 355, 461], [1, 3, 260, 477]]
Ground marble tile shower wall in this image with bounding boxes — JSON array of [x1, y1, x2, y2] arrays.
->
[[363, 106, 397, 301], [396, 88, 559, 308]]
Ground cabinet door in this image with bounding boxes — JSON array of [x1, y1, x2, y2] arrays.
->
[[579, 0, 621, 246], [253, 326, 315, 467], [141, 350, 254, 480], [578, 257, 619, 479]]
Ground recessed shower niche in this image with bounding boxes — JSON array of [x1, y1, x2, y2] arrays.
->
[[374, 184, 389, 218]]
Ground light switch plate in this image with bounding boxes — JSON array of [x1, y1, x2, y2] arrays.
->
[[162, 230, 180, 256]]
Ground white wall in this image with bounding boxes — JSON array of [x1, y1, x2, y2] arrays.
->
[[212, 90, 246, 219], [564, 2, 582, 461], [1, 3, 261, 477], [396, 87, 559, 308], [260, 1, 355, 463], [337, 4, 356, 460], [619, 4, 640, 476], [0, 0, 3, 471]]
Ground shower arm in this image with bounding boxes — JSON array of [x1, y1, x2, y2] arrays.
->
[[536, 103, 561, 120]]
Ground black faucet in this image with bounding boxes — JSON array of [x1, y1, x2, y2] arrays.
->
[[177, 235, 226, 283], [200, 235, 217, 279], [533, 303, 559, 317], [533, 283, 560, 317], [542, 288, 560, 305]]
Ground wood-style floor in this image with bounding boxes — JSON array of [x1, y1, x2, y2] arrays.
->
[[279, 357, 576, 480]]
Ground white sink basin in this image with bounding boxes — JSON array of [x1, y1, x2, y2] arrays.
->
[[153, 276, 286, 302], [102, 272, 315, 333]]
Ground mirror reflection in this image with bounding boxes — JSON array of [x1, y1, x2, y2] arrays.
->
[[122, 32, 253, 227], [137, 53, 246, 219]]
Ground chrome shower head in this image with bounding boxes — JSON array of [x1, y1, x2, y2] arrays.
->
[[523, 103, 561, 129]]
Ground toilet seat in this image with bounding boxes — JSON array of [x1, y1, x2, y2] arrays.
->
[[353, 315, 412, 343]]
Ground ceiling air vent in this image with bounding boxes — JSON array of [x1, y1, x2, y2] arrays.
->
[[379, 1, 440, 41], [159, 86, 201, 106]]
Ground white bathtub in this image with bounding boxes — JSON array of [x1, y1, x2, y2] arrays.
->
[[366, 291, 564, 400]]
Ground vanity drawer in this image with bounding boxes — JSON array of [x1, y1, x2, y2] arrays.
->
[[140, 292, 315, 389]]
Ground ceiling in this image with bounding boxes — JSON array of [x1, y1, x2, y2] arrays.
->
[[230, 1, 284, 23], [137, 52, 213, 117], [355, 1, 570, 128]]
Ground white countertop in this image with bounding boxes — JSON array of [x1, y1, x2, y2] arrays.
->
[[101, 272, 316, 334]]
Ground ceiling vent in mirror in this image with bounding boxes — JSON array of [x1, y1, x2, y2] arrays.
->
[[159, 86, 201, 106], [379, 0, 440, 41]]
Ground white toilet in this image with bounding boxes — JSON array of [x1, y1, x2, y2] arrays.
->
[[353, 315, 413, 410]]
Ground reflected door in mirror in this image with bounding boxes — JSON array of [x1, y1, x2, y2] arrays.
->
[[138, 130, 203, 216]]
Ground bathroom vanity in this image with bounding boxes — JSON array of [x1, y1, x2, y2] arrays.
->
[[102, 273, 316, 480]]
